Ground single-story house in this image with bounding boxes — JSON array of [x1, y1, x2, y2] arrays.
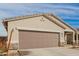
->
[[2, 13, 78, 50]]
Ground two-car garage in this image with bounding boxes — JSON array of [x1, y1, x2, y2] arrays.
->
[[3, 14, 74, 50], [19, 30, 60, 49]]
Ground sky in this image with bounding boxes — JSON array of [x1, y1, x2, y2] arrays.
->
[[0, 3, 79, 36]]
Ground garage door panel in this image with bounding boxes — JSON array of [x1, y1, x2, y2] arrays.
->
[[19, 30, 59, 49]]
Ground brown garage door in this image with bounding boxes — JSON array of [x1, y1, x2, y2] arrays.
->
[[19, 30, 60, 49]]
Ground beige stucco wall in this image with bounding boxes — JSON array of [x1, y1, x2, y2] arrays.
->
[[77, 31, 79, 34], [7, 15, 74, 49]]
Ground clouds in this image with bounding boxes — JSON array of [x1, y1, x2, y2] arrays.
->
[[0, 3, 78, 19], [0, 3, 79, 36]]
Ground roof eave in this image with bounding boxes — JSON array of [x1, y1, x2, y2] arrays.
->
[[2, 13, 77, 32], [50, 13, 77, 32]]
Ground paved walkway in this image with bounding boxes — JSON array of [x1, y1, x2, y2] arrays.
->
[[8, 47, 79, 56]]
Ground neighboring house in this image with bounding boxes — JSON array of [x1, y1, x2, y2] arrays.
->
[[0, 36, 7, 48], [3, 13, 78, 50]]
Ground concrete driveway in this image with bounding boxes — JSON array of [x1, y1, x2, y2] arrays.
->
[[8, 47, 79, 56]]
